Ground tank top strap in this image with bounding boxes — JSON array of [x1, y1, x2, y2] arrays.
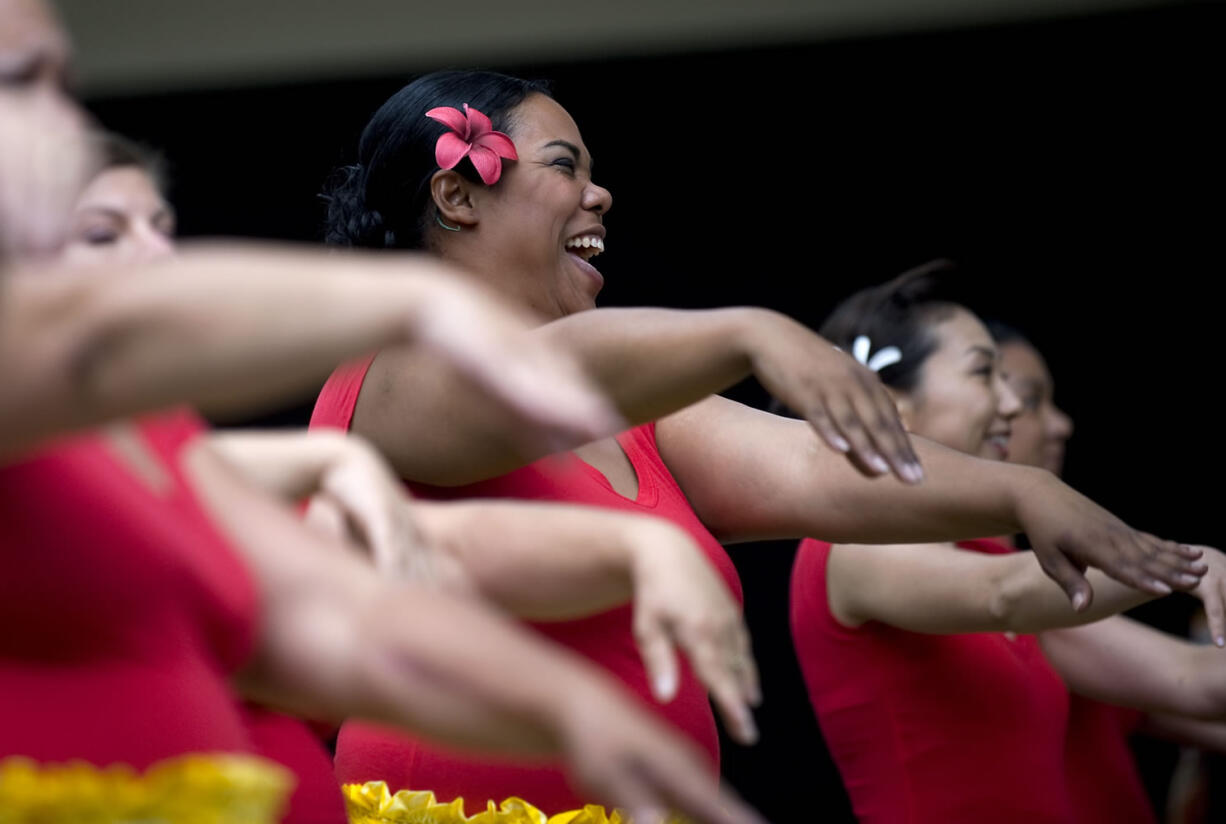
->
[[310, 353, 379, 432]]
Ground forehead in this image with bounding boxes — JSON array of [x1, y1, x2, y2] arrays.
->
[[999, 341, 1052, 383], [76, 166, 166, 212], [930, 306, 995, 356], [0, 0, 68, 63], [507, 94, 587, 153]]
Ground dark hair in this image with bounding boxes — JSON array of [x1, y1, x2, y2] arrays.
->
[[322, 69, 552, 250], [818, 258, 970, 394], [985, 318, 1031, 348], [91, 131, 169, 197]]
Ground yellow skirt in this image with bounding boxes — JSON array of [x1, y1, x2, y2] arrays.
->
[[342, 782, 692, 824], [0, 753, 294, 824]]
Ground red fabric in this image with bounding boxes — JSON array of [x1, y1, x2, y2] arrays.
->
[[311, 356, 742, 816], [244, 705, 348, 824], [0, 410, 259, 768], [1064, 695, 1154, 824], [789, 537, 1074, 823]]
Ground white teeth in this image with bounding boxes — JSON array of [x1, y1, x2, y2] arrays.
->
[[565, 235, 604, 258]]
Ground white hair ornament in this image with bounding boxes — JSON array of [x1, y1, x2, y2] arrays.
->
[[852, 335, 902, 373]]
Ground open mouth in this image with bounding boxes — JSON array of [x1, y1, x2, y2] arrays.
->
[[985, 433, 1011, 457], [564, 233, 605, 262]]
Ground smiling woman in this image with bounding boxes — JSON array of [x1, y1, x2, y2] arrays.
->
[[308, 67, 1220, 820]]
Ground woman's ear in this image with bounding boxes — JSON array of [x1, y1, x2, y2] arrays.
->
[[430, 169, 477, 229]]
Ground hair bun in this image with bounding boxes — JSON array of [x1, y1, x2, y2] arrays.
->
[[322, 164, 393, 248]]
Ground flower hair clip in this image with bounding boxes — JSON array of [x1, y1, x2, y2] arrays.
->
[[852, 335, 902, 373], [425, 104, 518, 186]]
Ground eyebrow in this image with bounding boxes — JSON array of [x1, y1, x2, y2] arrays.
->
[[79, 205, 176, 224], [965, 345, 997, 360], [543, 139, 593, 172]]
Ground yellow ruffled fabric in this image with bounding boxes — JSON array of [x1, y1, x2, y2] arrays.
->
[[0, 753, 294, 824], [343, 782, 691, 824]]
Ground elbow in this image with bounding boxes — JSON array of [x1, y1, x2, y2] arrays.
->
[[985, 572, 1025, 633]]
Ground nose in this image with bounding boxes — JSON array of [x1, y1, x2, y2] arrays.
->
[[582, 180, 613, 216], [996, 373, 1023, 420], [1050, 405, 1074, 439]]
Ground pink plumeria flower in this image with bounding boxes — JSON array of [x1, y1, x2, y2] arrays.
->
[[425, 104, 518, 186]]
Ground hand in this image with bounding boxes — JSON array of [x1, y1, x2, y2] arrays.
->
[[628, 520, 760, 745], [556, 674, 769, 824], [409, 269, 625, 456], [302, 438, 470, 592], [744, 310, 923, 484], [1016, 470, 1207, 609], [1187, 545, 1226, 648]]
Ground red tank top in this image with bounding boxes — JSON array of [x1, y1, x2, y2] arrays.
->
[[311, 354, 742, 815], [789, 537, 1074, 823], [1064, 696, 1153, 823], [0, 409, 259, 767]]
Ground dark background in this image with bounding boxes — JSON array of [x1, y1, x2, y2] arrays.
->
[[84, 2, 1223, 819]]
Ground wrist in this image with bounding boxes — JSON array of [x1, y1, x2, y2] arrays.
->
[[1006, 463, 1061, 535], [727, 306, 786, 368]]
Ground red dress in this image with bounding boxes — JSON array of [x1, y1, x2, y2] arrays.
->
[[0, 408, 346, 822], [0, 409, 261, 767], [1064, 696, 1154, 824], [789, 537, 1074, 823], [311, 354, 743, 816]]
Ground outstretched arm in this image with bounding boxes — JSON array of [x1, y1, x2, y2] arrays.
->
[[657, 395, 1205, 607], [0, 241, 618, 460], [183, 438, 764, 824], [1042, 614, 1226, 720], [352, 306, 922, 486]]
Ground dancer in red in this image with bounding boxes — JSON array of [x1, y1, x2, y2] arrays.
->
[[995, 321, 1226, 824], [789, 263, 1226, 822], [313, 70, 1211, 817], [0, 7, 772, 822]]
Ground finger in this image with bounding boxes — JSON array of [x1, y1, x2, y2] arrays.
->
[[846, 389, 909, 482], [819, 394, 889, 477], [1126, 534, 1197, 594], [303, 494, 348, 542], [635, 616, 680, 703], [801, 400, 851, 455], [855, 375, 923, 484], [682, 631, 757, 745], [730, 624, 761, 707], [648, 754, 770, 824], [1217, 575, 1226, 648], [1203, 577, 1226, 649], [1034, 543, 1094, 611]]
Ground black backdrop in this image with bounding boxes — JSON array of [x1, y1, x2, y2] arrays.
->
[[84, 2, 1224, 819]]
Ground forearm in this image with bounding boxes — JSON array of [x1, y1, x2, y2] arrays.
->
[[539, 307, 764, 425], [993, 566, 1155, 633], [1042, 619, 1226, 718], [205, 430, 369, 501], [1143, 713, 1226, 750], [0, 242, 441, 457], [416, 500, 661, 620], [183, 438, 594, 757], [660, 397, 1036, 544]]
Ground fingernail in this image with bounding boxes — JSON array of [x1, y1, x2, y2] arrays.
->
[[1180, 573, 1201, 586], [1151, 580, 1172, 595], [1072, 592, 1087, 611], [654, 673, 677, 700], [741, 711, 759, 744], [1216, 636, 1224, 648], [869, 454, 889, 473], [833, 435, 851, 452]]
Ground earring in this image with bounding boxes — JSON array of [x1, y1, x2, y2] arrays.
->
[[435, 213, 461, 232]]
